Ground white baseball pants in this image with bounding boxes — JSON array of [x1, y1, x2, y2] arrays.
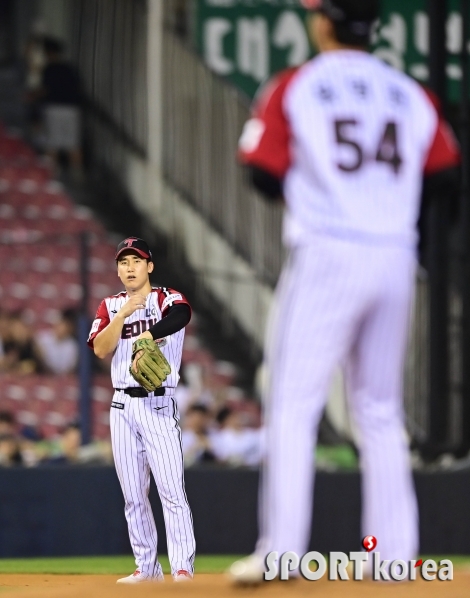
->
[[110, 390, 195, 578], [256, 236, 418, 564]]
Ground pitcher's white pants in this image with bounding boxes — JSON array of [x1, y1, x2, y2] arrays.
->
[[256, 237, 418, 564], [110, 390, 195, 578]]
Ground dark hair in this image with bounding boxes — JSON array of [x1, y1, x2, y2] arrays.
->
[[63, 421, 81, 433], [116, 251, 152, 265], [0, 411, 14, 424], [216, 407, 232, 426], [61, 308, 77, 325], [187, 404, 209, 416], [327, 0, 379, 47]]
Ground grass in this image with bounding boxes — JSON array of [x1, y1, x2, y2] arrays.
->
[[0, 555, 242, 575], [0, 555, 469, 576]]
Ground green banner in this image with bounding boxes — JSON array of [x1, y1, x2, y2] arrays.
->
[[195, 0, 466, 101]]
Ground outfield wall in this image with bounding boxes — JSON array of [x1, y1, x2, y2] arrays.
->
[[0, 467, 469, 557]]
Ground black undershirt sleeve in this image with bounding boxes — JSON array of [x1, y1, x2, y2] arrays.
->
[[148, 304, 191, 340], [418, 165, 460, 262], [249, 166, 283, 200]]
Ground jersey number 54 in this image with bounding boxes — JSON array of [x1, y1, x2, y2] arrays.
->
[[334, 119, 403, 175]]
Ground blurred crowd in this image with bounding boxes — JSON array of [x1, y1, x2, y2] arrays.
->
[[0, 308, 78, 375], [0, 309, 263, 469], [0, 410, 111, 468]]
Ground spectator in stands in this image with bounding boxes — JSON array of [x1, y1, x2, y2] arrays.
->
[[181, 404, 215, 467], [0, 411, 15, 436], [0, 434, 23, 467], [211, 407, 262, 467], [35, 308, 79, 375], [44, 421, 81, 465], [40, 37, 82, 176], [19, 426, 45, 467], [2, 312, 41, 374]]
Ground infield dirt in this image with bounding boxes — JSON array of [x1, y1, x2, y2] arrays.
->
[[1, 572, 470, 597]]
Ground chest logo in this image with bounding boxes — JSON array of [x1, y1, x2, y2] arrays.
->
[[121, 319, 159, 339]]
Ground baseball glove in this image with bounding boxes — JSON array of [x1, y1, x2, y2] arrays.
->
[[129, 338, 172, 392]]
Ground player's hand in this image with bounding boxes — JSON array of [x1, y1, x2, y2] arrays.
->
[[137, 331, 153, 341], [133, 331, 154, 372], [119, 294, 147, 318]]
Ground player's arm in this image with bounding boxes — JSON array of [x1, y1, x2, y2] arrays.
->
[[89, 294, 147, 359], [249, 166, 283, 200], [238, 69, 296, 201], [137, 304, 191, 342], [422, 88, 461, 195], [137, 289, 191, 342]]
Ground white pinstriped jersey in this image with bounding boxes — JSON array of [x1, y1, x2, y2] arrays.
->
[[239, 51, 460, 248], [88, 287, 189, 389]]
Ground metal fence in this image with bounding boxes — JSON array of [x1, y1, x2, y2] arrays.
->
[[162, 29, 284, 287], [71, 0, 148, 157]]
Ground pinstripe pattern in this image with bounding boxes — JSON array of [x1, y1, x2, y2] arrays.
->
[[97, 286, 194, 579], [239, 49, 451, 569], [281, 51, 437, 248], [100, 288, 186, 389], [256, 238, 418, 564], [111, 390, 195, 576]]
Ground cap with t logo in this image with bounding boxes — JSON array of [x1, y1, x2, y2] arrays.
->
[[115, 237, 153, 261]]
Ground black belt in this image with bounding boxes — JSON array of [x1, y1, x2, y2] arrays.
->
[[114, 387, 166, 398]]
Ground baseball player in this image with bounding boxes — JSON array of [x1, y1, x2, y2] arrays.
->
[[88, 237, 195, 583], [230, 0, 460, 583]]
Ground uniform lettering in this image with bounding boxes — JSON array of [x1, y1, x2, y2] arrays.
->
[[121, 320, 159, 339], [335, 119, 363, 172], [88, 318, 101, 342], [122, 324, 133, 339], [90, 318, 101, 334], [334, 119, 403, 175]]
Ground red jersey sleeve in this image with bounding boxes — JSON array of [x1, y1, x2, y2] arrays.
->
[[238, 68, 298, 179], [87, 300, 111, 349], [422, 88, 461, 175], [157, 287, 191, 316]]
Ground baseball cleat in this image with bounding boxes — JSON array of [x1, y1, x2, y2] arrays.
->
[[116, 570, 162, 584], [228, 554, 265, 585], [174, 569, 193, 582]]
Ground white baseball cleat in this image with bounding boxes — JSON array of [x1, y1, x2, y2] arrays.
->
[[174, 569, 193, 582], [116, 569, 161, 584], [228, 554, 265, 585]]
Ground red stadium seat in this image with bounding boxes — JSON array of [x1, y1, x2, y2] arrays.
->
[[32, 382, 57, 402], [4, 382, 28, 402], [0, 203, 16, 220], [16, 409, 40, 427]]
